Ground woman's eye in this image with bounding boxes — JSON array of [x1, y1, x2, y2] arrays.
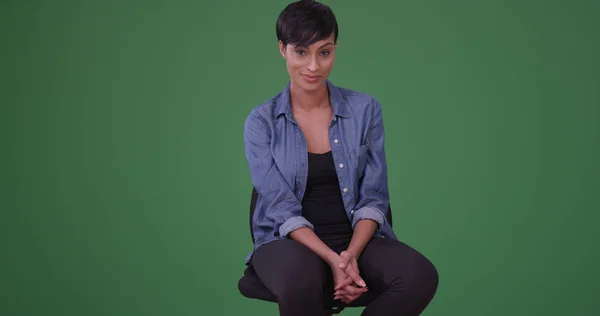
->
[[295, 50, 306, 55], [321, 51, 330, 56]]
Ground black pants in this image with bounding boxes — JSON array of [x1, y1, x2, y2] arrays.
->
[[250, 237, 439, 316]]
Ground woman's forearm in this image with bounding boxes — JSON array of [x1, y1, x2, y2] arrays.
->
[[289, 227, 338, 265], [347, 219, 378, 257]]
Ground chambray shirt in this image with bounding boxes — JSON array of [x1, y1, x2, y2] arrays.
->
[[243, 80, 398, 264]]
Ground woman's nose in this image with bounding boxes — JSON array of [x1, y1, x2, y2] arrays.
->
[[305, 56, 319, 72]]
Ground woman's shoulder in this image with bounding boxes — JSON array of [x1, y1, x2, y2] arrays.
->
[[336, 85, 380, 105], [331, 83, 384, 117], [244, 82, 383, 129], [243, 91, 284, 133]]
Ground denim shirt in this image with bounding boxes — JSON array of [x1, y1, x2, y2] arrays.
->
[[243, 80, 398, 264]]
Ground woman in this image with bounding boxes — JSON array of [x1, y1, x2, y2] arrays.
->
[[243, 1, 438, 315]]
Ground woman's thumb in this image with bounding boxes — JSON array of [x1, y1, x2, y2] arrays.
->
[[338, 251, 349, 268]]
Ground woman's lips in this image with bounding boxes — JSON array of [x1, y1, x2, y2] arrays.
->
[[302, 74, 321, 83]]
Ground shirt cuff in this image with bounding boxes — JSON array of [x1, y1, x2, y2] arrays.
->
[[279, 216, 314, 238], [352, 206, 386, 230]]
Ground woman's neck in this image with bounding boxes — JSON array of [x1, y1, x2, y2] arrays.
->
[[289, 81, 330, 111]]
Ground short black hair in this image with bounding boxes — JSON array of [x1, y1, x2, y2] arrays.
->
[[276, 0, 339, 47]]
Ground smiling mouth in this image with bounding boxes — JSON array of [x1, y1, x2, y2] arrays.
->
[[302, 74, 321, 82]]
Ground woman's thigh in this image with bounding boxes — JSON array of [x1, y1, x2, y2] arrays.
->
[[250, 239, 330, 297], [349, 237, 439, 307]]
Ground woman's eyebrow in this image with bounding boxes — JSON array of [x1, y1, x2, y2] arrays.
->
[[318, 42, 335, 49]]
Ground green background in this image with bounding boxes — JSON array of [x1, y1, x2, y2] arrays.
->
[[2, 0, 599, 315]]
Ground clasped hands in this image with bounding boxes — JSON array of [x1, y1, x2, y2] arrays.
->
[[329, 249, 368, 304]]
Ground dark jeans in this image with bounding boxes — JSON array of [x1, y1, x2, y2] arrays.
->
[[250, 237, 439, 316]]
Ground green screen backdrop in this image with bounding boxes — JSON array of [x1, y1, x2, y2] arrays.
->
[[1, 0, 599, 315]]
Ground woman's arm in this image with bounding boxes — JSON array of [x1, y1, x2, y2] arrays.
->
[[342, 97, 392, 260], [244, 111, 313, 238], [289, 228, 338, 264], [336, 97, 393, 298], [347, 219, 377, 258], [350, 97, 391, 236]]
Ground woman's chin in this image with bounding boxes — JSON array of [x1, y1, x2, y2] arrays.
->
[[293, 78, 325, 91]]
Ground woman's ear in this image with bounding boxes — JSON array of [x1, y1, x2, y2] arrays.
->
[[278, 40, 286, 59]]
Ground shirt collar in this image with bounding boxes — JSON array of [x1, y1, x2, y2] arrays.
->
[[275, 79, 351, 120]]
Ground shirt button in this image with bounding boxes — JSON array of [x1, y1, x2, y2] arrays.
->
[[350, 209, 355, 214], [334, 139, 339, 144], [339, 163, 344, 168], [343, 188, 348, 193]]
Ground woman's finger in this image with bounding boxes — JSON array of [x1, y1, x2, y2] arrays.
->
[[341, 293, 353, 304], [338, 251, 351, 269], [336, 285, 368, 302], [344, 265, 366, 287], [334, 275, 353, 290], [345, 285, 368, 296], [341, 292, 361, 304], [335, 287, 351, 297], [351, 260, 360, 276]]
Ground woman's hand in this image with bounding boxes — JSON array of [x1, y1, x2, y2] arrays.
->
[[331, 219, 377, 302], [328, 252, 367, 303], [338, 250, 361, 282]]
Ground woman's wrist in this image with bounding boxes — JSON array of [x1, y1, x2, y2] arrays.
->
[[289, 228, 340, 266], [345, 247, 361, 258], [325, 250, 341, 266]]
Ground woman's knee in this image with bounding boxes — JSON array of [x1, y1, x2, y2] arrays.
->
[[366, 239, 439, 302], [382, 252, 438, 314], [412, 255, 439, 302]]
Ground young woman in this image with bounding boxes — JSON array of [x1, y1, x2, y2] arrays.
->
[[243, 1, 438, 315]]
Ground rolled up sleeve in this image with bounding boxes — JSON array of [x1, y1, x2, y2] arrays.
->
[[280, 216, 314, 238], [352, 206, 386, 229]]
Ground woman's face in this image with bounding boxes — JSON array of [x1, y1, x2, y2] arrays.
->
[[279, 34, 337, 92]]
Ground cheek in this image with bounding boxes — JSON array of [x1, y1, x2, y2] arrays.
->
[[286, 58, 303, 73], [322, 58, 335, 72]]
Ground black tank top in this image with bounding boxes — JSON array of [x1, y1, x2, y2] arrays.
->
[[302, 151, 353, 250]]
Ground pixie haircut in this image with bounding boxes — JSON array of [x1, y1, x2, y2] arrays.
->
[[276, 0, 339, 47]]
